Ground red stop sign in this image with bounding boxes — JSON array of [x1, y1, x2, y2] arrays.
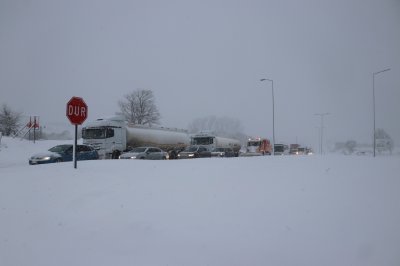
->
[[66, 97, 88, 125]]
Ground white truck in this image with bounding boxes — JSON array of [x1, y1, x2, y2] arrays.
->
[[241, 137, 272, 156], [190, 133, 241, 157], [82, 117, 190, 159]]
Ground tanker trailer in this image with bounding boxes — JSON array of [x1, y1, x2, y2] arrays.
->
[[82, 116, 190, 159]]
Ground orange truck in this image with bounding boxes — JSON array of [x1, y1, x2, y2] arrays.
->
[[241, 137, 272, 156]]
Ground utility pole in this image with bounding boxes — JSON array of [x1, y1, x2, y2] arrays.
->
[[314, 113, 329, 155], [260, 78, 275, 155], [372, 68, 391, 157]]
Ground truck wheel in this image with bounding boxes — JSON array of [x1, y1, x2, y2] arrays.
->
[[169, 150, 177, 159], [112, 150, 121, 159]]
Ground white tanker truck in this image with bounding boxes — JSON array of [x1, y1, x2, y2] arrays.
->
[[82, 117, 190, 159], [190, 133, 241, 157]]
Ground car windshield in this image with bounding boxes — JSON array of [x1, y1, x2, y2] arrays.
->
[[49, 145, 71, 153], [185, 146, 199, 152], [130, 147, 147, 153]]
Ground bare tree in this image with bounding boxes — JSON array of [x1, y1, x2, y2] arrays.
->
[[118, 89, 160, 125], [344, 140, 357, 154], [188, 115, 246, 141], [0, 104, 22, 136], [375, 128, 394, 154]]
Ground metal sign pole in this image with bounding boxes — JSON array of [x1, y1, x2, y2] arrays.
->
[[66, 96, 88, 169], [74, 124, 78, 169]]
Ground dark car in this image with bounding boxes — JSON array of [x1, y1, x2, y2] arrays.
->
[[274, 144, 289, 155], [211, 147, 235, 157], [29, 144, 99, 165], [177, 145, 211, 159], [119, 147, 169, 160]]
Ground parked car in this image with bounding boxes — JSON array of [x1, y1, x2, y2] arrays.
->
[[211, 147, 235, 157], [119, 147, 169, 160], [29, 144, 99, 165], [177, 145, 211, 159]]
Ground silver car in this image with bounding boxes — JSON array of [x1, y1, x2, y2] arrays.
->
[[119, 147, 169, 160], [177, 145, 211, 159], [211, 147, 235, 157]]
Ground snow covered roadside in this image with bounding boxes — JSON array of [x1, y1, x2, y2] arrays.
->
[[0, 138, 70, 168], [1, 137, 400, 266]]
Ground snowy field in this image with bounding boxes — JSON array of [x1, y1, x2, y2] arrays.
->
[[1, 137, 400, 266]]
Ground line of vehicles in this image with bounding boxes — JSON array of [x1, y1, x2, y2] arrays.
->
[[28, 116, 312, 165], [81, 116, 242, 160]]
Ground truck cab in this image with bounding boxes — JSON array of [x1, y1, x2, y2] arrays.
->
[[82, 118, 126, 159], [240, 137, 272, 156]]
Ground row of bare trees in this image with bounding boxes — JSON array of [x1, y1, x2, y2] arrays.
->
[[1, 89, 396, 151], [0, 88, 242, 138], [117, 89, 246, 140], [119, 89, 397, 150]]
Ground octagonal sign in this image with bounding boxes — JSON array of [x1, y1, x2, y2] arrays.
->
[[66, 97, 88, 125]]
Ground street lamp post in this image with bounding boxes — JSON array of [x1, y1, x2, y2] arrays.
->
[[314, 113, 329, 155], [373, 68, 391, 157], [260, 78, 275, 155]]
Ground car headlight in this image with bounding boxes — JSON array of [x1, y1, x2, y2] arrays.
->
[[188, 154, 194, 157], [119, 155, 136, 159]]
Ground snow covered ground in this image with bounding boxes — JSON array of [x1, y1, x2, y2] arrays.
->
[[1, 137, 400, 266]]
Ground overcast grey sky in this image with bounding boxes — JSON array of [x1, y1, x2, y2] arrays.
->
[[1, 0, 399, 149]]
